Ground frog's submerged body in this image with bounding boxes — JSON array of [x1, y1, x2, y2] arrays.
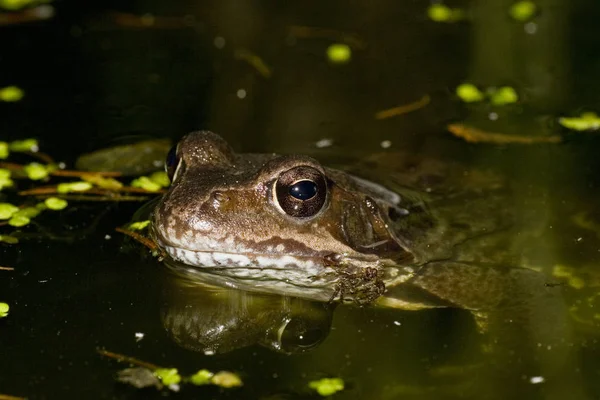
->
[[151, 131, 554, 311]]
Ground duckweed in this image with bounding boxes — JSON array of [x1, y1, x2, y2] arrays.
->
[[0, 142, 8, 159], [9, 138, 38, 152], [489, 86, 519, 105], [131, 176, 162, 192], [154, 368, 181, 386], [0, 234, 19, 244], [326, 44, 351, 64], [0, 86, 24, 101], [57, 181, 93, 193], [149, 171, 170, 188], [456, 83, 484, 103], [558, 112, 600, 131], [189, 369, 213, 386], [129, 220, 150, 230], [509, 1, 537, 22], [0, 203, 19, 220], [23, 162, 49, 180], [0, 302, 9, 317], [309, 377, 345, 396], [44, 197, 68, 210]]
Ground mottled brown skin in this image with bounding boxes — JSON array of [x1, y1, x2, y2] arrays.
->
[[152, 131, 560, 312]]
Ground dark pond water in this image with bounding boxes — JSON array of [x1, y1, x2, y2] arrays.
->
[[2, 1, 600, 399]]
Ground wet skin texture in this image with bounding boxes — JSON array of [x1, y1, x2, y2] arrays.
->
[[151, 131, 560, 311]]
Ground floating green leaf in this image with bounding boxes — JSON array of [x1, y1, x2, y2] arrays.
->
[[211, 371, 243, 388], [9, 138, 38, 152], [489, 86, 519, 105], [154, 368, 181, 386], [57, 181, 93, 193], [8, 214, 30, 227], [510, 1, 537, 22], [0, 203, 19, 220], [0, 302, 9, 317], [0, 86, 24, 102], [131, 176, 162, 192], [558, 112, 600, 132], [326, 44, 351, 64], [309, 378, 345, 396], [189, 369, 213, 386], [427, 4, 464, 22], [149, 171, 170, 188], [0, 234, 19, 244], [129, 220, 150, 231], [44, 197, 68, 210], [24, 162, 49, 180], [0, 142, 8, 159], [456, 83, 484, 103]]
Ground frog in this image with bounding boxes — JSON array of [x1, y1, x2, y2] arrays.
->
[[150, 131, 563, 315]]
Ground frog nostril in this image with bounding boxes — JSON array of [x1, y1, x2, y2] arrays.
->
[[212, 191, 230, 203]]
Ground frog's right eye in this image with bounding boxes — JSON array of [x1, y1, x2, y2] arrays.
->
[[165, 145, 181, 181]]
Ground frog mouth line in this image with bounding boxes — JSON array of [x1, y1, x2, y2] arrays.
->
[[163, 244, 328, 272], [162, 245, 345, 287]]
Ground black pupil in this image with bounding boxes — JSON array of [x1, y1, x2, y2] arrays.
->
[[289, 180, 317, 200]]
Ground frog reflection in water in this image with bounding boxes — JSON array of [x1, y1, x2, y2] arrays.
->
[[151, 131, 562, 316]]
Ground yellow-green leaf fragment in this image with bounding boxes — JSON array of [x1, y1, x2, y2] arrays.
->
[[0, 302, 9, 317], [0, 86, 24, 102], [190, 369, 213, 386], [129, 220, 150, 231], [0, 234, 19, 244], [456, 83, 484, 103], [154, 368, 181, 386], [131, 176, 162, 192], [309, 378, 345, 397], [24, 162, 49, 180], [211, 371, 243, 388], [427, 4, 464, 22], [558, 112, 600, 131], [57, 181, 93, 193], [428, 4, 452, 21], [0, 0, 39, 10], [0, 169, 13, 190], [149, 171, 170, 188], [44, 197, 68, 210], [510, 1, 537, 22], [326, 43, 351, 64], [14, 207, 41, 219], [0, 142, 8, 159], [9, 138, 38, 152], [0, 203, 19, 220], [82, 174, 123, 190], [489, 86, 519, 105], [9, 214, 30, 227]]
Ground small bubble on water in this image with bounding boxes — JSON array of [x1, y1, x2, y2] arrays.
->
[[315, 138, 333, 148], [529, 376, 545, 384], [214, 36, 226, 49], [524, 22, 538, 35], [236, 89, 247, 99]]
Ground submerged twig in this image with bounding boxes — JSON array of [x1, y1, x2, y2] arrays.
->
[[375, 95, 431, 120], [0, 266, 14, 271], [447, 123, 562, 144], [115, 227, 165, 258], [234, 49, 272, 78], [289, 25, 366, 49], [97, 349, 161, 370]]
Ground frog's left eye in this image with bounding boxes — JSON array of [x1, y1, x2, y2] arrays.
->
[[274, 166, 328, 218], [165, 144, 181, 181]]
